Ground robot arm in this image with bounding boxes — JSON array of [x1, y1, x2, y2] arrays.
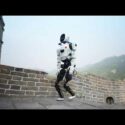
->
[[57, 49, 61, 73], [69, 52, 76, 75], [68, 43, 77, 75]]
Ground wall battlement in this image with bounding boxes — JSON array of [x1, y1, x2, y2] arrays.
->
[[0, 64, 57, 97], [0, 64, 125, 104]]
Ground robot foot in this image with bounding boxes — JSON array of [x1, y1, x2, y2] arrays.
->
[[68, 95, 76, 100], [56, 97, 64, 101]]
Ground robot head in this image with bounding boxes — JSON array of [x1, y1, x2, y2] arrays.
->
[[65, 36, 70, 42], [60, 34, 65, 43], [59, 33, 77, 51], [59, 33, 70, 44]]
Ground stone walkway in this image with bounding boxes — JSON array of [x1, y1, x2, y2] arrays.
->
[[0, 96, 125, 109]]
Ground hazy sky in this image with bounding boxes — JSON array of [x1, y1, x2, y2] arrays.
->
[[1, 16, 125, 73]]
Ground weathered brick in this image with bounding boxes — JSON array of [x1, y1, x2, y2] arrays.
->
[[23, 77, 39, 82], [95, 88, 102, 92], [49, 79, 56, 83], [100, 88, 107, 91], [0, 65, 14, 71], [35, 91, 48, 96], [11, 71, 28, 77], [84, 90, 90, 94], [28, 73, 36, 78], [98, 99, 104, 103], [36, 74, 44, 78], [48, 91, 58, 96], [15, 68, 24, 72], [11, 85, 20, 90], [27, 82, 35, 86], [3, 65, 125, 104], [35, 82, 44, 86], [26, 91, 35, 96], [0, 68, 10, 74], [36, 82, 51, 86], [24, 69, 40, 74], [47, 87, 56, 91], [0, 74, 12, 79], [8, 80, 27, 85], [0, 84, 10, 89], [51, 83, 56, 87], [0, 79, 8, 84], [21, 86, 38, 91], [97, 95, 104, 98], [75, 82, 83, 86], [13, 76, 22, 81], [39, 87, 48, 91], [76, 92, 83, 97], [92, 94, 96, 97], [40, 79, 49, 83], [0, 89, 5, 94], [5, 90, 25, 95]]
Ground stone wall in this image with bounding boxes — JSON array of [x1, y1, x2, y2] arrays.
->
[[1, 64, 125, 104], [0, 64, 58, 97], [70, 74, 125, 104]]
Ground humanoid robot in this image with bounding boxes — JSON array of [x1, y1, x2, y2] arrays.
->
[[55, 34, 77, 101]]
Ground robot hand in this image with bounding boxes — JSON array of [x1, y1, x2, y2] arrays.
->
[[56, 68, 61, 75], [69, 66, 74, 75], [69, 66, 77, 76], [73, 69, 77, 76]]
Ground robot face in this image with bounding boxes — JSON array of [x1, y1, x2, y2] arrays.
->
[[58, 35, 70, 46], [60, 42, 70, 52], [60, 34, 65, 42], [60, 33, 70, 44]]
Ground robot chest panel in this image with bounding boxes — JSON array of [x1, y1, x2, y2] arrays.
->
[[60, 49, 70, 58]]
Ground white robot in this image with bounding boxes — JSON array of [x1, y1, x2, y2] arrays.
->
[[55, 34, 77, 101]]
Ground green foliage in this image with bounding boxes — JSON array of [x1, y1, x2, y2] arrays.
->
[[80, 55, 125, 80]]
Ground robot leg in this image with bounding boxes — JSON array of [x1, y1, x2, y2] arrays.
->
[[63, 70, 75, 96], [55, 69, 66, 98]]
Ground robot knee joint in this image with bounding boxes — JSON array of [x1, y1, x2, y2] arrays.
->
[[66, 74, 72, 81], [64, 84, 69, 89], [55, 84, 59, 89]]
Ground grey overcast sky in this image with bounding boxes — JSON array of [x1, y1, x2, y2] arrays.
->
[[1, 16, 125, 73]]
